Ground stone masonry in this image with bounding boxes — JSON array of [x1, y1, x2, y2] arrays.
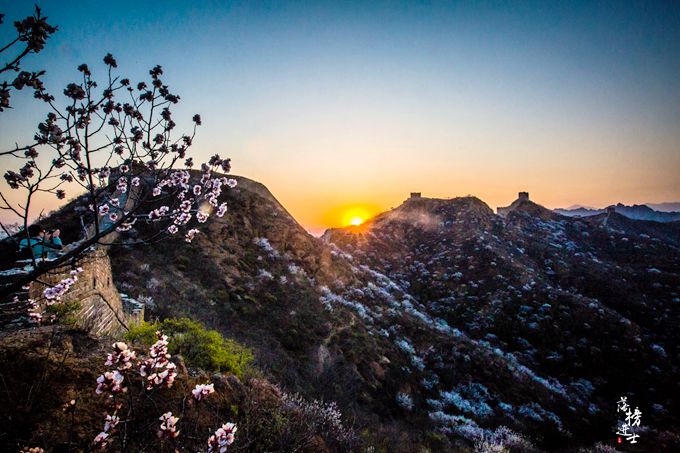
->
[[3, 247, 144, 336]]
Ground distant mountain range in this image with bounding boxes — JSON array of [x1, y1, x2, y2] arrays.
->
[[554, 203, 680, 222], [647, 202, 680, 212]]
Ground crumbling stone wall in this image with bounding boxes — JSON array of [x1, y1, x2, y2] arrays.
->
[[28, 247, 143, 336]]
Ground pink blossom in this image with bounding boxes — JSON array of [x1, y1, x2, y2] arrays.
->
[[27, 298, 42, 323], [192, 383, 215, 401], [210, 179, 223, 192], [28, 311, 43, 323], [105, 342, 136, 370], [117, 177, 128, 194], [197, 211, 209, 223], [98, 204, 110, 215], [193, 185, 202, 195], [167, 224, 178, 234], [149, 205, 169, 220], [152, 186, 161, 196], [95, 370, 126, 395], [174, 212, 191, 225], [216, 203, 228, 217], [141, 362, 178, 389], [104, 413, 120, 432], [116, 218, 136, 232], [158, 412, 179, 439], [93, 411, 120, 449], [92, 431, 109, 449], [139, 331, 177, 390], [131, 176, 140, 187], [42, 268, 83, 303], [185, 228, 199, 243], [163, 170, 190, 188], [109, 213, 119, 222], [207, 422, 237, 452]]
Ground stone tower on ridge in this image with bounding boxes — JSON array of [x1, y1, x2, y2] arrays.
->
[[497, 191, 530, 217]]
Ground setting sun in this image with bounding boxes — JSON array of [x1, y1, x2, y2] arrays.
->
[[335, 206, 376, 228]]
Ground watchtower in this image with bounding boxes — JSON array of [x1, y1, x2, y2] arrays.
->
[[518, 192, 529, 200], [410, 192, 421, 199]]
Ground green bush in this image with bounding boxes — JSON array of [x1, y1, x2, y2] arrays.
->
[[126, 317, 254, 378], [46, 300, 82, 326]]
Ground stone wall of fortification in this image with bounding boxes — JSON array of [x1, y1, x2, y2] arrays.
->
[[26, 248, 143, 336]]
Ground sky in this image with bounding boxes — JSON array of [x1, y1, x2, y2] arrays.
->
[[1, 0, 679, 234]]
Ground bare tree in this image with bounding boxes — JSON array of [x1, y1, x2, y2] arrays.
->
[[0, 9, 235, 300], [0, 6, 57, 113]]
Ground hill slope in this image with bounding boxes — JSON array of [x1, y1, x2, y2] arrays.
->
[[324, 194, 680, 449], [7, 181, 680, 451]]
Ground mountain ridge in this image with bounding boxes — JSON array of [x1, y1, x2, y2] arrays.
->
[[4, 178, 679, 451], [554, 202, 680, 222], [322, 190, 680, 449]]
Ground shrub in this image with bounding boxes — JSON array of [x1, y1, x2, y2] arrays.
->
[[45, 299, 82, 326], [126, 318, 254, 378]]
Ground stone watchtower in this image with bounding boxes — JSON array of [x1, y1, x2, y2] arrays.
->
[[410, 192, 422, 199], [497, 191, 530, 217]]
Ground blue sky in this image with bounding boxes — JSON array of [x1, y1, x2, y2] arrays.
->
[[1, 1, 679, 231]]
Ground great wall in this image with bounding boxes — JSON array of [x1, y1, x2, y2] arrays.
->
[[0, 179, 145, 336], [0, 245, 143, 336]]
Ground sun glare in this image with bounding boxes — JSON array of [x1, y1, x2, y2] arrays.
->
[[339, 206, 374, 227]]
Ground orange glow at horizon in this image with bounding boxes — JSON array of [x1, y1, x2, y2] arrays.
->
[[307, 204, 383, 232], [340, 206, 372, 227]]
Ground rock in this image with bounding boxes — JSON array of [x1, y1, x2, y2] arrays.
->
[[212, 373, 245, 401], [172, 354, 188, 376]]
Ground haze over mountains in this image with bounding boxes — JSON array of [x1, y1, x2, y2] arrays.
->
[[646, 202, 680, 213], [554, 203, 680, 223], [3, 177, 679, 451], [559, 202, 680, 213]]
